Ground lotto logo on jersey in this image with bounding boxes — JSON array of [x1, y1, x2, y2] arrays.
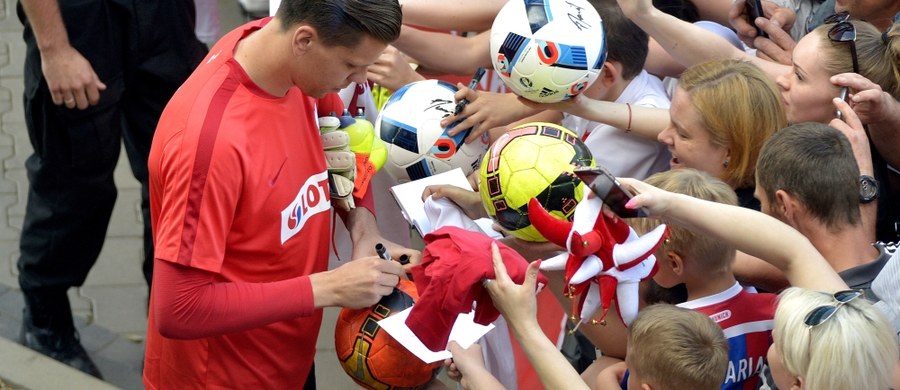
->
[[280, 171, 330, 244]]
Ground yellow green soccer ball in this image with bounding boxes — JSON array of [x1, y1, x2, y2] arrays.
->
[[480, 122, 594, 241]]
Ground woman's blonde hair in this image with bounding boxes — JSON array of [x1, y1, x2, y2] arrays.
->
[[815, 20, 900, 99], [679, 59, 787, 189], [773, 287, 897, 390]]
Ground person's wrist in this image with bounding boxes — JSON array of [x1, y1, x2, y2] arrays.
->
[[507, 314, 541, 339], [347, 206, 378, 241], [859, 174, 879, 204], [37, 38, 70, 54], [639, 6, 664, 22], [308, 271, 336, 308], [877, 94, 900, 125]]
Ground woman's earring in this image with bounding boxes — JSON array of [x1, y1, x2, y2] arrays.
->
[[723, 159, 730, 168]]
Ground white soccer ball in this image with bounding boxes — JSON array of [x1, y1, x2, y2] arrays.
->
[[376, 80, 490, 183], [490, 0, 607, 103]]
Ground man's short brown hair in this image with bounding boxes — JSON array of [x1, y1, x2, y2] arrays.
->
[[275, 0, 401, 47]]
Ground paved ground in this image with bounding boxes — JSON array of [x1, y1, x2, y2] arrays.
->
[[0, 1, 425, 389]]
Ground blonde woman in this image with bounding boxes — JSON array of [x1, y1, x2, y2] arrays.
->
[[769, 287, 897, 390]]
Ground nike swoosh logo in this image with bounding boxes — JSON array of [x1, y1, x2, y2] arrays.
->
[[206, 51, 220, 64], [269, 159, 287, 187]]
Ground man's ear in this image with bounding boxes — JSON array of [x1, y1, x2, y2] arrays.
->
[[774, 189, 803, 225], [292, 25, 316, 55]]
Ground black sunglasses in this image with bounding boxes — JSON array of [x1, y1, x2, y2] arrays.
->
[[804, 289, 862, 327], [824, 12, 859, 74]]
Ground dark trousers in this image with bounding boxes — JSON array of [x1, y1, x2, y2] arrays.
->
[[16, 0, 206, 305]]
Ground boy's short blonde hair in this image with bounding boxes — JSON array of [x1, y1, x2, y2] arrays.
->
[[632, 169, 738, 274], [627, 304, 728, 390]]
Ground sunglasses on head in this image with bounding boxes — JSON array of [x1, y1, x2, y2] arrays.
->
[[824, 12, 859, 74], [804, 289, 862, 328]]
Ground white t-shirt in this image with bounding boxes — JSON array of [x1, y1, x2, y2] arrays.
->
[[562, 70, 671, 179]]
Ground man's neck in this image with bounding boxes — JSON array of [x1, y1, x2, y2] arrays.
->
[[233, 23, 292, 97], [800, 222, 879, 273]]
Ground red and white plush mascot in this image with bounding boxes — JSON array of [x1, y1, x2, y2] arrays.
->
[[528, 195, 667, 327]]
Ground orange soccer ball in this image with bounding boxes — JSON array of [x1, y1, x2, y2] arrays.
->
[[334, 279, 442, 390]]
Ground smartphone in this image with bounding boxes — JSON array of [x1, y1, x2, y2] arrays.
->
[[745, 0, 768, 39], [573, 166, 647, 218], [836, 86, 849, 120]]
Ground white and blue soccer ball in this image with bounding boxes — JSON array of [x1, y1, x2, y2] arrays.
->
[[375, 80, 490, 183], [490, 0, 607, 103]]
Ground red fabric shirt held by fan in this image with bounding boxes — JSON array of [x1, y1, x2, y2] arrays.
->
[[406, 226, 549, 351]]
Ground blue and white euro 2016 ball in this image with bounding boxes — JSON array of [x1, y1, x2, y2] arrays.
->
[[375, 80, 489, 183], [490, 0, 607, 103]]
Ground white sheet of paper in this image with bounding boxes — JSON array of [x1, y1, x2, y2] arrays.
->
[[389, 168, 474, 236], [378, 307, 496, 363]]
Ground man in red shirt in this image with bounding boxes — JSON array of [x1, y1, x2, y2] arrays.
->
[[143, 1, 414, 388]]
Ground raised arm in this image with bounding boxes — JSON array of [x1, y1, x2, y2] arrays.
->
[[618, 178, 848, 291], [830, 96, 879, 242], [483, 243, 591, 390], [393, 26, 492, 76], [401, 0, 506, 32], [616, 0, 787, 79], [441, 88, 545, 142], [522, 94, 670, 142], [832, 72, 900, 170]]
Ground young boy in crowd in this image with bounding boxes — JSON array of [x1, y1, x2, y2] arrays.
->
[[629, 169, 775, 389], [595, 304, 729, 390]]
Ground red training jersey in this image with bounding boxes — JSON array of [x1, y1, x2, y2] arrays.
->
[[144, 18, 331, 389]]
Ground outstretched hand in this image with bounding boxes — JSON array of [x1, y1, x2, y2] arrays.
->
[[751, 16, 797, 65], [445, 341, 483, 383], [831, 72, 900, 126], [729, 0, 795, 48], [422, 184, 487, 220], [444, 341, 505, 390], [615, 178, 673, 218], [483, 242, 541, 330], [830, 96, 873, 173], [366, 45, 425, 91], [442, 86, 533, 143]]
